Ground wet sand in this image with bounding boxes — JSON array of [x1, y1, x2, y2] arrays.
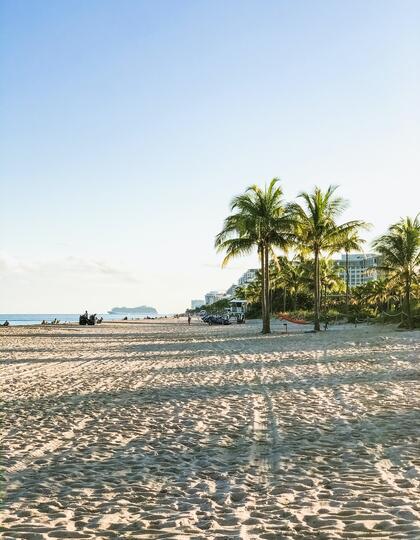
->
[[1, 319, 419, 539]]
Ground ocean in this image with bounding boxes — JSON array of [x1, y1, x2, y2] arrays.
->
[[0, 313, 172, 326]]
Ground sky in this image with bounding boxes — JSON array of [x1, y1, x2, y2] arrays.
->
[[1, 0, 419, 313]]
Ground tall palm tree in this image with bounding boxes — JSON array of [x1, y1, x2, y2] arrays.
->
[[215, 179, 292, 334], [373, 216, 420, 329], [289, 185, 366, 331], [340, 230, 367, 315]]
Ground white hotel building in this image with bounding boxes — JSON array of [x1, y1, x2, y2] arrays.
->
[[204, 291, 226, 305], [238, 269, 258, 286], [336, 253, 379, 287]]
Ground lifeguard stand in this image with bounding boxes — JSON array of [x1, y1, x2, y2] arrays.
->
[[227, 299, 247, 323]]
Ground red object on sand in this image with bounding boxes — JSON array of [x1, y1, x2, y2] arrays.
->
[[277, 313, 309, 325]]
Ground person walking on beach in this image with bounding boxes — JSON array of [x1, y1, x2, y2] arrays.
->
[[188, 314, 191, 326]]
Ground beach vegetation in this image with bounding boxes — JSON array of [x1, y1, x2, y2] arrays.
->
[[216, 183, 418, 331], [372, 215, 420, 329], [203, 298, 231, 314]]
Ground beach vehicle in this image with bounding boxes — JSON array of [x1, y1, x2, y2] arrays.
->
[[201, 314, 231, 325], [200, 299, 246, 326]]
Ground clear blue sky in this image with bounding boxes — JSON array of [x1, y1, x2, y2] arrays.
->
[[1, 0, 419, 312]]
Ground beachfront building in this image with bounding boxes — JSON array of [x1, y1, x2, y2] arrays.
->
[[238, 269, 258, 286], [204, 291, 226, 305], [191, 299, 205, 309], [336, 253, 379, 287]]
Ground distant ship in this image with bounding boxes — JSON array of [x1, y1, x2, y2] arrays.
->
[[108, 305, 158, 315]]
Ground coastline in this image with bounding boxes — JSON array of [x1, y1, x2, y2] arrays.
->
[[0, 313, 174, 326]]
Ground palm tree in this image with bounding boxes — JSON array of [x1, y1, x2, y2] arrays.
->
[[215, 179, 292, 333], [235, 278, 262, 305], [268, 256, 289, 312], [352, 279, 390, 313], [340, 230, 367, 315], [319, 257, 345, 312], [369, 279, 392, 314], [373, 216, 420, 329], [289, 185, 366, 331], [273, 255, 309, 312]]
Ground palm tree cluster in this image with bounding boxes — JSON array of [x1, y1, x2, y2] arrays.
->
[[370, 216, 420, 329], [350, 218, 420, 329], [216, 179, 419, 332], [351, 279, 396, 316], [235, 254, 344, 321]]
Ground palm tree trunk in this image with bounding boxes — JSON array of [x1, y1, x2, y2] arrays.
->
[[345, 250, 350, 316], [260, 247, 265, 323], [320, 285, 323, 313], [405, 278, 413, 329], [293, 290, 297, 311], [314, 249, 321, 331], [283, 287, 287, 312], [266, 247, 270, 316], [262, 245, 271, 334], [324, 285, 327, 312]]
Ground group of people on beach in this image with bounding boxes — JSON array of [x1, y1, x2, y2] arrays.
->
[[2, 318, 61, 326], [79, 311, 103, 325]]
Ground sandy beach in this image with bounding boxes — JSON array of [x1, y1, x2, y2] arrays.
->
[[1, 319, 419, 539]]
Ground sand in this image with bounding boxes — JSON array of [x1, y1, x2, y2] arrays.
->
[[1, 319, 419, 539]]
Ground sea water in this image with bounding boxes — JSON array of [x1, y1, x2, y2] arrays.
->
[[0, 313, 172, 326]]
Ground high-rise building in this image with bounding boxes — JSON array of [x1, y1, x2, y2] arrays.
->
[[238, 269, 258, 286], [204, 291, 226, 305], [336, 253, 379, 287]]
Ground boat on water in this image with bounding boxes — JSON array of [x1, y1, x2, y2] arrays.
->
[[107, 305, 158, 315]]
